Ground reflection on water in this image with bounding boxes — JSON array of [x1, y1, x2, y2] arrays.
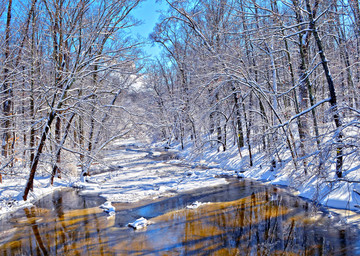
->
[[0, 181, 359, 255]]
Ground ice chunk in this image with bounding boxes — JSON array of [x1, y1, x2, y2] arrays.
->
[[127, 217, 149, 229], [107, 211, 115, 217], [237, 173, 245, 178], [186, 201, 209, 209], [100, 201, 115, 213], [270, 194, 279, 202]]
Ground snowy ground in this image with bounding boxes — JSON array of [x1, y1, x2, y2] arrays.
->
[[0, 172, 75, 218], [0, 138, 230, 218], [170, 139, 360, 221], [1, 137, 359, 223], [73, 139, 230, 203]]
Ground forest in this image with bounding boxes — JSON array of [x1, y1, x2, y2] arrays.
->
[[0, 0, 359, 207], [143, 0, 360, 197]]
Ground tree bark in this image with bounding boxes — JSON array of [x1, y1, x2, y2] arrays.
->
[[242, 94, 253, 166], [305, 0, 343, 177], [231, 83, 244, 152], [50, 113, 75, 185], [2, 0, 13, 159], [23, 111, 56, 200]]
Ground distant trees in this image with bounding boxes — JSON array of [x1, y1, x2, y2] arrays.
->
[[0, 0, 142, 200], [146, 0, 359, 181]]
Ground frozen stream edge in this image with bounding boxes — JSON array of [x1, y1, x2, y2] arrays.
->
[[1, 138, 359, 228], [74, 141, 230, 204]]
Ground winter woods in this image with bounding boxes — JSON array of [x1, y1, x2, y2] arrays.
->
[[144, 0, 360, 183], [0, 0, 141, 200], [0, 0, 359, 202]]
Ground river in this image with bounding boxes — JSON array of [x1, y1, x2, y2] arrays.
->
[[0, 178, 359, 255]]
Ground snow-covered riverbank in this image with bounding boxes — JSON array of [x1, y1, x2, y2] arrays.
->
[[1, 138, 359, 222], [170, 139, 360, 215], [72, 139, 229, 203], [0, 139, 230, 218]]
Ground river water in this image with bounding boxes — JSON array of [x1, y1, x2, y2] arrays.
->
[[0, 179, 359, 255]]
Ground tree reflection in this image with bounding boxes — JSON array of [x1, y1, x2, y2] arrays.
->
[[0, 184, 358, 255], [0, 191, 113, 255], [24, 207, 49, 255], [114, 189, 358, 255]]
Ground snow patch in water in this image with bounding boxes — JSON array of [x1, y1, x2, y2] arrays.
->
[[127, 217, 150, 229], [186, 201, 210, 209]]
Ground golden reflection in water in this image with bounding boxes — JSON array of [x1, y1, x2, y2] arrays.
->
[[113, 191, 307, 255], [0, 206, 117, 255], [0, 189, 356, 255]]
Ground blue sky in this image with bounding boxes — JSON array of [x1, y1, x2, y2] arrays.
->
[[130, 0, 167, 58]]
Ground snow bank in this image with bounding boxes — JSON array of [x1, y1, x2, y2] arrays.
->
[[170, 139, 360, 214], [0, 176, 74, 219]]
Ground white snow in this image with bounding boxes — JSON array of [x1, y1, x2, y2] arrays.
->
[[99, 201, 116, 215], [186, 201, 209, 209], [127, 217, 149, 229], [0, 175, 72, 219], [76, 140, 229, 203]]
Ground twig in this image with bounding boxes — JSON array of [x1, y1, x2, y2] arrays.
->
[[0, 157, 14, 172]]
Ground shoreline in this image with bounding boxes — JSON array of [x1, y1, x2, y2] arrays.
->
[[1, 139, 359, 227]]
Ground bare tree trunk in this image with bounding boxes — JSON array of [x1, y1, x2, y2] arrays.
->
[[292, 0, 322, 173], [2, 0, 13, 160], [334, 3, 356, 109], [306, 0, 343, 177], [298, 41, 311, 172], [54, 0, 65, 179], [50, 113, 75, 185], [349, 0, 360, 104], [87, 61, 99, 158], [55, 116, 61, 177], [78, 115, 84, 161], [242, 94, 253, 166], [231, 82, 244, 152], [281, 29, 298, 157], [215, 92, 222, 152], [29, 89, 35, 166], [23, 110, 56, 200]]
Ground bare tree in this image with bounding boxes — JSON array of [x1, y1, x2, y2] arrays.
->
[[22, 0, 141, 200]]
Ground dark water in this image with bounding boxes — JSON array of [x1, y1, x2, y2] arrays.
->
[[0, 180, 359, 255]]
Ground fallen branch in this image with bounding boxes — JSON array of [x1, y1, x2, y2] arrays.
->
[[275, 98, 331, 129], [326, 179, 360, 184]]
